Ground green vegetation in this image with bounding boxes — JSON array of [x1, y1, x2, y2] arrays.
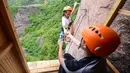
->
[[8, 0, 43, 18], [9, 0, 79, 61]]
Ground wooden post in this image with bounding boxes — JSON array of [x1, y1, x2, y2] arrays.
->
[[104, 0, 126, 73], [0, 0, 30, 73], [104, 0, 126, 27]]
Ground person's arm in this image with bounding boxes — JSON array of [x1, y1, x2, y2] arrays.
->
[[71, 2, 77, 15], [58, 40, 79, 72], [66, 32, 80, 46], [58, 40, 65, 64]]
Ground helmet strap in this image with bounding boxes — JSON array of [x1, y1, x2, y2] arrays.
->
[[78, 38, 87, 50], [78, 38, 83, 49], [78, 38, 96, 57]]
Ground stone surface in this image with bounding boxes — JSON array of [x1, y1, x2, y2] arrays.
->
[[66, 0, 115, 60], [67, 0, 130, 72], [109, 0, 130, 73], [14, 7, 39, 37]]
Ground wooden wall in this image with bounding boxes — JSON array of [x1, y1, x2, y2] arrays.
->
[[0, 0, 29, 73]]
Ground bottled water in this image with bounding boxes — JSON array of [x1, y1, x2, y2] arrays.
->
[[59, 32, 64, 40]]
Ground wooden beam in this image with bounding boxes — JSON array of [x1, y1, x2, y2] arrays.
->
[[28, 59, 119, 73], [0, 0, 30, 72], [104, 0, 126, 27], [104, 0, 126, 73], [107, 59, 120, 73], [0, 42, 13, 61], [118, 9, 130, 16], [28, 60, 59, 73]]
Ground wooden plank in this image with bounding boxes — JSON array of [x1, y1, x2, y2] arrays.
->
[[28, 60, 59, 73], [7, 51, 20, 73], [1, 57, 14, 73], [3, 0, 8, 6], [0, 64, 8, 73], [118, 9, 130, 16], [28, 59, 119, 73], [10, 48, 26, 73], [0, 0, 30, 73], [104, 0, 126, 73], [107, 59, 120, 73], [104, 0, 126, 27], [6, 53, 18, 73], [30, 67, 59, 73], [0, 42, 13, 61]]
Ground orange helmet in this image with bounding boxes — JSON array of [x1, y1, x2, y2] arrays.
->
[[82, 24, 120, 56], [63, 6, 72, 12]]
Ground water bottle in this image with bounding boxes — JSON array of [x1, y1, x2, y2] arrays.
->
[[59, 32, 64, 40]]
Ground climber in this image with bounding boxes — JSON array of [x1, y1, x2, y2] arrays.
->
[[58, 24, 120, 73], [59, 2, 78, 42]]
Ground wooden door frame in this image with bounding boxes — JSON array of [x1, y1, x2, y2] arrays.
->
[[0, 0, 30, 73]]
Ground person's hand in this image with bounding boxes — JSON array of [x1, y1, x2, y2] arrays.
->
[[66, 31, 72, 38], [74, 2, 78, 7], [58, 39, 63, 48]]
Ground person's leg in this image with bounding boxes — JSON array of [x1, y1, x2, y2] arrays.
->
[[58, 53, 75, 73]]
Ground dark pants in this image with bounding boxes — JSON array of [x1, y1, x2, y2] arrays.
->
[[58, 53, 75, 73]]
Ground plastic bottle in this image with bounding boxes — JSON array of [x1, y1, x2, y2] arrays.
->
[[59, 31, 64, 41]]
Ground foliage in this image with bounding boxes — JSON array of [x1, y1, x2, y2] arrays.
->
[[8, 0, 43, 18], [9, 0, 79, 61], [9, 6, 18, 18]]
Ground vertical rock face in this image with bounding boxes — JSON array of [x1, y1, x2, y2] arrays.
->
[[109, 0, 130, 73], [14, 7, 38, 37], [67, 0, 115, 60], [67, 0, 130, 72]]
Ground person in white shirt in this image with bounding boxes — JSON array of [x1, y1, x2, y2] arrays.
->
[[60, 2, 77, 42]]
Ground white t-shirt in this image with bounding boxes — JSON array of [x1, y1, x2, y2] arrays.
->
[[62, 16, 72, 33]]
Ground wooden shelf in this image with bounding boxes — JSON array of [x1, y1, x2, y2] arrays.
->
[[0, 42, 13, 60]]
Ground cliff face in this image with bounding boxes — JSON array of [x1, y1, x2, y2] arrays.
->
[[67, 0, 130, 73], [109, 0, 130, 73], [66, 0, 115, 59]]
